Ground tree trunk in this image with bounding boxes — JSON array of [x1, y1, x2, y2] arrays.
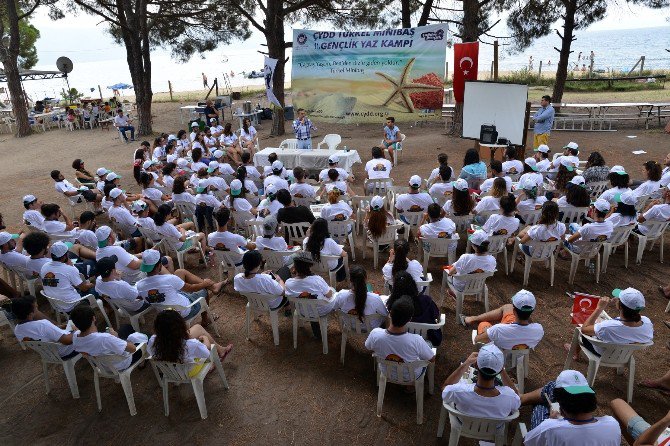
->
[[401, 0, 411, 28], [552, 0, 577, 103], [461, 0, 480, 43], [267, 0, 285, 136], [417, 0, 434, 26]]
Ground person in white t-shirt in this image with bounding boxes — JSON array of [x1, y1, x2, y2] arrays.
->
[[95, 225, 147, 284], [224, 179, 257, 216], [464, 289, 544, 350], [395, 175, 434, 218], [208, 208, 256, 261], [550, 141, 580, 171], [521, 370, 621, 445], [365, 146, 393, 185], [332, 265, 388, 328], [517, 201, 566, 256], [322, 168, 354, 198], [257, 184, 285, 219], [599, 165, 632, 204], [290, 166, 316, 202], [94, 256, 151, 314], [21, 231, 51, 278], [636, 184, 670, 235], [605, 189, 638, 229], [418, 203, 456, 239], [264, 160, 290, 192], [76, 211, 99, 250], [40, 242, 97, 312], [234, 250, 287, 309], [428, 165, 454, 199], [107, 188, 145, 251], [520, 157, 544, 187], [515, 175, 547, 213], [561, 198, 613, 256], [12, 297, 76, 358], [479, 160, 513, 195], [255, 214, 288, 252], [365, 296, 434, 381], [445, 230, 497, 293], [154, 203, 210, 257], [239, 118, 258, 154], [285, 253, 335, 338], [218, 123, 242, 165], [482, 195, 520, 238], [50, 169, 103, 211], [632, 160, 663, 200], [0, 231, 29, 277], [148, 309, 232, 370], [610, 398, 670, 446], [473, 177, 506, 220], [22, 194, 45, 230], [303, 218, 347, 282], [320, 189, 354, 231], [382, 239, 424, 287], [427, 153, 450, 186], [113, 109, 135, 142], [139, 172, 171, 210], [441, 344, 520, 421], [661, 152, 670, 187], [533, 144, 552, 172], [40, 202, 78, 244], [502, 146, 524, 176]]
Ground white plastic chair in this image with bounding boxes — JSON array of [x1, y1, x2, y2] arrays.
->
[[151, 295, 220, 337], [364, 178, 394, 197], [40, 290, 113, 328], [65, 194, 91, 219], [406, 314, 445, 394], [241, 291, 284, 346], [362, 223, 402, 269], [510, 238, 561, 287], [634, 194, 652, 212], [399, 211, 424, 240], [374, 355, 430, 424], [287, 295, 331, 355], [351, 196, 380, 235], [0, 309, 24, 349], [279, 138, 298, 150], [559, 206, 589, 224], [161, 233, 206, 270], [437, 401, 519, 445], [260, 247, 300, 271], [212, 249, 244, 282], [292, 195, 317, 208], [316, 134, 341, 150], [327, 220, 356, 261], [631, 220, 669, 264], [246, 220, 265, 241], [137, 225, 164, 251], [564, 327, 653, 403], [601, 224, 635, 272], [23, 340, 82, 399], [174, 201, 200, 232], [516, 208, 542, 228], [466, 233, 511, 275], [474, 329, 532, 393], [380, 133, 406, 166], [443, 271, 494, 323], [150, 344, 229, 419], [566, 240, 604, 284], [450, 214, 474, 233], [311, 252, 349, 287], [231, 210, 255, 235], [85, 342, 147, 416], [588, 180, 609, 200], [420, 235, 460, 275], [338, 312, 386, 364], [100, 294, 153, 332], [282, 222, 311, 246]]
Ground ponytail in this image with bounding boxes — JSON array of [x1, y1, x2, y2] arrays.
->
[[349, 266, 368, 322], [153, 204, 171, 226], [391, 239, 410, 276]]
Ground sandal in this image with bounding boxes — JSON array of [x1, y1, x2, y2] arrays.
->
[[218, 343, 233, 362], [459, 314, 473, 328]]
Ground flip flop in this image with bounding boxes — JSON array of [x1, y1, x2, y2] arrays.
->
[[218, 343, 233, 362], [638, 380, 670, 396], [459, 314, 472, 328]]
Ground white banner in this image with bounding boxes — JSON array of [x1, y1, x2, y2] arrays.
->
[[264, 56, 281, 107]]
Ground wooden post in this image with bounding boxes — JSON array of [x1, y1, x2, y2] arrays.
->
[[493, 40, 499, 81], [215, 77, 219, 97], [444, 61, 449, 83], [490, 61, 494, 79], [538, 60, 543, 79], [639, 56, 645, 75], [97, 84, 103, 101], [522, 101, 531, 152], [168, 81, 173, 101]]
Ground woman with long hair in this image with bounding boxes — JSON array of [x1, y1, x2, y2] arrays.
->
[[71, 159, 96, 188], [474, 177, 507, 216], [552, 162, 577, 198], [556, 176, 591, 208], [443, 178, 474, 216], [606, 190, 638, 228], [151, 136, 165, 161], [190, 146, 208, 172], [381, 239, 423, 287], [148, 309, 232, 366], [171, 175, 196, 205], [365, 195, 396, 244], [304, 218, 347, 282], [482, 194, 520, 236], [458, 148, 487, 189], [599, 165, 632, 204], [153, 203, 210, 257], [632, 160, 663, 199], [139, 171, 171, 212], [224, 179, 257, 216], [235, 163, 259, 198], [582, 151, 609, 185], [176, 129, 190, 155], [133, 148, 147, 185], [332, 265, 387, 326], [239, 117, 258, 154], [219, 122, 242, 165]]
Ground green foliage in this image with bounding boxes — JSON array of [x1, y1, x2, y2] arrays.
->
[[0, 9, 41, 70], [60, 87, 84, 104], [498, 67, 553, 87]]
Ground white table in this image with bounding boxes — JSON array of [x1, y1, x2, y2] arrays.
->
[[232, 110, 263, 129], [253, 147, 362, 172]]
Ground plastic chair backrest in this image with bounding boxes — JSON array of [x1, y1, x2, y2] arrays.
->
[[486, 234, 509, 255], [421, 236, 459, 256], [364, 178, 393, 196], [638, 220, 670, 239], [311, 253, 342, 275], [559, 206, 589, 224], [174, 201, 196, 220], [24, 340, 65, 363], [452, 271, 495, 294], [279, 139, 298, 150], [406, 314, 445, 339], [137, 225, 162, 243], [151, 359, 193, 381], [318, 134, 341, 150], [246, 220, 264, 240], [588, 180, 609, 200], [450, 214, 474, 233], [372, 223, 403, 246], [572, 240, 604, 259], [287, 295, 329, 320], [581, 332, 653, 364], [293, 196, 316, 207], [517, 209, 542, 226], [242, 291, 282, 312], [375, 356, 429, 385], [634, 194, 651, 212], [260, 248, 300, 270], [444, 402, 519, 440], [213, 249, 243, 269], [401, 211, 424, 229], [327, 220, 352, 243], [309, 204, 326, 214], [87, 353, 128, 376], [283, 222, 311, 245], [607, 224, 635, 246], [524, 239, 561, 260], [504, 348, 530, 369], [339, 311, 385, 335]]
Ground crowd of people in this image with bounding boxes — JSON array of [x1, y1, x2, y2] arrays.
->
[[0, 107, 669, 443]]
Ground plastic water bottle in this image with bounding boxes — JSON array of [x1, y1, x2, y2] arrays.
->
[[587, 261, 595, 275], [344, 145, 349, 152]]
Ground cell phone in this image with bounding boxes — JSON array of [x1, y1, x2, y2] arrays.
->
[[73, 220, 79, 227], [269, 272, 277, 280]]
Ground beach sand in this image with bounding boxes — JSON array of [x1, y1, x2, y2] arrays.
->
[[0, 100, 668, 444]]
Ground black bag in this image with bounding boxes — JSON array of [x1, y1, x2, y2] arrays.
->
[[480, 124, 498, 144], [261, 108, 273, 120]]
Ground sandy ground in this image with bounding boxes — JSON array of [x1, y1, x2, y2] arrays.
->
[[0, 101, 668, 445]]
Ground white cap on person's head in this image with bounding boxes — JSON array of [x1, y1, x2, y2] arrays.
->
[[609, 165, 627, 175], [563, 141, 579, 151], [50, 241, 71, 258], [370, 195, 384, 210], [328, 154, 340, 165], [96, 168, 109, 176], [191, 121, 199, 128], [107, 172, 121, 181], [207, 161, 220, 173], [613, 287, 645, 311], [213, 149, 224, 159], [560, 157, 576, 171], [130, 200, 147, 213], [524, 157, 538, 171], [408, 175, 422, 188], [534, 144, 550, 153], [477, 344, 504, 374], [452, 178, 468, 191], [22, 194, 37, 205], [109, 188, 124, 200], [593, 198, 611, 213], [142, 160, 156, 170], [95, 226, 113, 247], [568, 175, 585, 186], [556, 370, 594, 394], [272, 160, 284, 172], [512, 289, 536, 311], [0, 232, 19, 245]]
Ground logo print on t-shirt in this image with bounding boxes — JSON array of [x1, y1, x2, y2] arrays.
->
[[373, 163, 387, 172], [333, 213, 346, 221], [294, 193, 304, 198], [594, 235, 608, 242], [41, 272, 59, 287], [385, 353, 404, 363], [508, 167, 518, 174], [493, 229, 508, 235], [408, 205, 423, 212], [145, 289, 166, 303], [347, 309, 359, 315], [298, 291, 317, 299], [214, 242, 230, 251], [437, 231, 449, 238]]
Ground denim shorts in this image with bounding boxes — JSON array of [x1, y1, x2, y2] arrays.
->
[[179, 289, 207, 319], [628, 415, 651, 440]]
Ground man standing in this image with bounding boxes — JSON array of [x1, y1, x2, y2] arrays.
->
[[532, 95, 555, 149], [114, 109, 135, 143], [293, 108, 317, 150], [202, 72, 208, 88]]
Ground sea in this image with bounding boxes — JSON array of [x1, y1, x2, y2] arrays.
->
[[18, 25, 670, 102]]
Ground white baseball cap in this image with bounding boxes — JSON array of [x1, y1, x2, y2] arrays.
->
[[370, 195, 384, 210], [142, 160, 156, 169], [477, 344, 504, 374], [512, 289, 536, 310], [265, 183, 277, 195], [563, 142, 579, 151], [468, 229, 488, 246], [109, 188, 124, 200], [560, 157, 575, 171], [95, 226, 113, 247], [328, 154, 340, 164], [167, 134, 177, 141], [613, 287, 645, 311], [452, 178, 468, 191], [209, 117, 217, 123], [519, 175, 537, 191], [96, 168, 109, 176], [409, 175, 422, 188], [207, 161, 220, 173], [569, 175, 585, 187], [22, 194, 37, 205], [50, 241, 71, 258], [230, 179, 243, 196], [130, 200, 147, 213], [272, 160, 284, 172], [616, 190, 637, 206], [140, 249, 161, 272], [196, 179, 210, 193], [0, 232, 19, 245], [534, 144, 550, 153], [609, 165, 627, 175], [107, 172, 121, 181], [555, 370, 594, 394], [524, 157, 538, 171], [213, 149, 224, 159], [593, 198, 611, 212], [191, 121, 199, 127]]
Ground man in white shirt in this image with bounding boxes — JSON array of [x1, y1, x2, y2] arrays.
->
[[40, 242, 97, 313], [418, 203, 456, 239], [208, 208, 256, 255], [264, 160, 290, 191], [190, 121, 199, 142], [50, 169, 102, 209], [289, 166, 316, 201], [365, 146, 392, 182], [95, 226, 145, 284], [22, 194, 45, 230], [464, 289, 544, 350], [107, 188, 145, 252], [95, 256, 151, 314], [0, 231, 30, 277], [441, 343, 520, 420], [209, 117, 223, 137], [319, 154, 350, 183], [479, 160, 513, 194], [395, 175, 434, 217], [12, 297, 77, 359], [562, 198, 613, 255], [365, 296, 435, 380], [533, 144, 552, 172], [40, 203, 79, 244], [113, 109, 135, 143], [550, 142, 580, 171], [636, 184, 670, 235]]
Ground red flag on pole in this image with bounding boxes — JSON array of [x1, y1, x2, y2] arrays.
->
[[453, 42, 479, 103], [570, 292, 601, 325]]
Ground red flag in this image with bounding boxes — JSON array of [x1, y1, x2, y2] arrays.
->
[[453, 42, 479, 103], [570, 293, 601, 325]]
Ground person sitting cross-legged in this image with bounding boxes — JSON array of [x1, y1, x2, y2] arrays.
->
[[463, 289, 544, 351]]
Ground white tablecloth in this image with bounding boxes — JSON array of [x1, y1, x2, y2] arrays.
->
[[254, 147, 362, 172]]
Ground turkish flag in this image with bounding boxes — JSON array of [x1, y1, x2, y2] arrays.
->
[[570, 292, 601, 325], [453, 42, 479, 103]]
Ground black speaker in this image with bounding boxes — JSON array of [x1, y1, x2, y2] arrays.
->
[[497, 137, 509, 145], [480, 124, 498, 144]]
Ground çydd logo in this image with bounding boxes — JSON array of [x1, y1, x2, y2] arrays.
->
[[420, 29, 444, 41], [298, 291, 318, 299], [214, 242, 230, 251], [297, 33, 308, 45], [42, 272, 59, 287], [385, 353, 405, 363], [146, 289, 166, 303]]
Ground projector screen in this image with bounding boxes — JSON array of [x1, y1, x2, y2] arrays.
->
[[462, 81, 528, 145]]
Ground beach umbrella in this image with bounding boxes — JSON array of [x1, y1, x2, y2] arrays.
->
[[107, 83, 133, 90]]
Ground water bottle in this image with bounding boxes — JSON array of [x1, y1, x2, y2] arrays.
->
[[587, 261, 595, 275], [344, 145, 349, 152]]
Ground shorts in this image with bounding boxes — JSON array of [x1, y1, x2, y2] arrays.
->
[[533, 133, 549, 148], [81, 189, 97, 202], [383, 141, 399, 150], [179, 289, 207, 320], [628, 415, 651, 440], [477, 310, 516, 334], [177, 238, 194, 252]]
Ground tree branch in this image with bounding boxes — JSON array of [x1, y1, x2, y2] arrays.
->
[[256, 0, 267, 14], [283, 0, 321, 15], [17, 1, 42, 21], [228, 2, 266, 34]]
